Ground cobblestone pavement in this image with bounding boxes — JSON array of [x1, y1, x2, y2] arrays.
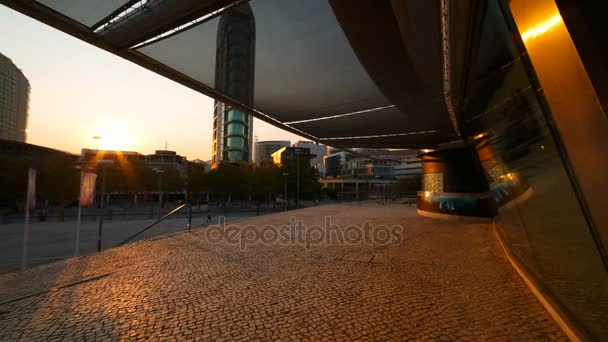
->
[[0, 204, 566, 341]]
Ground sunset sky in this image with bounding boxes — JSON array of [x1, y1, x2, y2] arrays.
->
[[0, 5, 304, 161]]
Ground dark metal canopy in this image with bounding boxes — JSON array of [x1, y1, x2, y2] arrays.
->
[[0, 0, 478, 149]]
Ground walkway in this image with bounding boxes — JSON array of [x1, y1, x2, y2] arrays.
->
[[0, 204, 565, 341]]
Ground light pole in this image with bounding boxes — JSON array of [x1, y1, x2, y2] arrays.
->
[[294, 147, 306, 209], [296, 152, 300, 209], [92, 135, 102, 151], [282, 172, 289, 211], [96, 159, 114, 252], [155, 169, 165, 213]]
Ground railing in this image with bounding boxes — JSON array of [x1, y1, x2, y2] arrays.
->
[[116, 204, 192, 247]]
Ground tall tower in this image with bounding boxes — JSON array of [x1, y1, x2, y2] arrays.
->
[[212, 3, 255, 167], [0, 53, 30, 143]]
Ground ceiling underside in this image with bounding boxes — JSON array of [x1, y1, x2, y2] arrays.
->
[[0, 0, 465, 149]]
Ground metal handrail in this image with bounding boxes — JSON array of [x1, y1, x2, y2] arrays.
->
[[116, 204, 192, 247]]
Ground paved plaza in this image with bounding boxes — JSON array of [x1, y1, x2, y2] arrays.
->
[[0, 212, 259, 273], [0, 204, 565, 341]]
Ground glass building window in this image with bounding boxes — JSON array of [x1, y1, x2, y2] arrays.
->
[[226, 123, 245, 136], [226, 109, 246, 122], [226, 137, 245, 149], [227, 150, 244, 162]]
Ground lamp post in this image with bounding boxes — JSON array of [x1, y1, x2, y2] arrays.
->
[[96, 159, 114, 252], [282, 172, 289, 211], [296, 152, 300, 209], [293, 148, 307, 209], [155, 169, 165, 213], [92, 135, 102, 151]]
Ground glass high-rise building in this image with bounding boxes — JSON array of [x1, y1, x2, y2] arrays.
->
[[211, 3, 255, 166], [254, 140, 290, 166], [0, 53, 30, 143]]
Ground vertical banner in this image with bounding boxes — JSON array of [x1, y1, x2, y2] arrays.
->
[[75, 172, 97, 256], [79, 172, 97, 208], [26, 168, 36, 209], [22, 168, 36, 270]]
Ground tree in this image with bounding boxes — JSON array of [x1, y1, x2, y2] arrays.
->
[[250, 163, 282, 214], [0, 155, 30, 209], [208, 163, 244, 204], [125, 160, 156, 193], [38, 154, 79, 207], [157, 165, 184, 193], [281, 158, 321, 202], [187, 163, 210, 204]]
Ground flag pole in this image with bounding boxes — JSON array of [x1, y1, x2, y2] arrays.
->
[[22, 168, 36, 270], [21, 205, 29, 270], [75, 173, 82, 257]]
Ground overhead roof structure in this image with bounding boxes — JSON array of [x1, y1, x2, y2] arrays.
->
[[0, 0, 479, 149]]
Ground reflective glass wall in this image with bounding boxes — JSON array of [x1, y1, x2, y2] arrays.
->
[[461, 1, 608, 339]]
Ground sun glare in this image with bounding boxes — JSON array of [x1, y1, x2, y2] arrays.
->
[[91, 123, 133, 151]]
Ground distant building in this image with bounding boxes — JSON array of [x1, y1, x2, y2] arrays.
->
[[342, 157, 400, 180], [394, 160, 422, 180], [145, 150, 189, 179], [80, 148, 144, 168], [1, 138, 76, 161], [271, 146, 313, 165], [254, 140, 290, 165], [211, 4, 256, 166], [323, 148, 420, 180], [80, 148, 190, 179], [0, 53, 30, 142], [190, 159, 211, 171], [324, 150, 356, 178], [295, 141, 327, 173]]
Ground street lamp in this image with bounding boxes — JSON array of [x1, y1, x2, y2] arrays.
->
[[282, 172, 289, 211], [294, 148, 307, 209], [92, 136, 102, 151], [96, 159, 114, 252], [155, 169, 165, 211]]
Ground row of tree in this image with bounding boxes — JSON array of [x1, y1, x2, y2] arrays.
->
[[0, 154, 321, 209], [189, 160, 321, 206]]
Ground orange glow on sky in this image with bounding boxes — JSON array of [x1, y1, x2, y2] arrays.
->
[[90, 121, 134, 151]]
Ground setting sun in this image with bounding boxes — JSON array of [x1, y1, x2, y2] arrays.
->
[[90, 122, 133, 151]]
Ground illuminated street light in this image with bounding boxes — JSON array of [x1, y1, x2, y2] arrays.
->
[[92, 135, 102, 151]]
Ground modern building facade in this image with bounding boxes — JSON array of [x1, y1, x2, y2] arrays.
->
[[271, 146, 312, 166], [254, 140, 290, 165], [324, 148, 416, 180], [0, 53, 30, 143], [144, 150, 189, 179], [80, 148, 143, 166], [324, 150, 355, 179], [295, 141, 327, 173], [393, 161, 422, 180], [81, 148, 189, 180], [211, 3, 255, 167]]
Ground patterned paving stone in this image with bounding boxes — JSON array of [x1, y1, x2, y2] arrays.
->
[[0, 204, 566, 341]]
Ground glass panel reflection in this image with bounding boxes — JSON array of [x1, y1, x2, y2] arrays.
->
[[226, 137, 245, 150], [226, 123, 245, 136], [464, 1, 608, 339], [226, 109, 246, 123]]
